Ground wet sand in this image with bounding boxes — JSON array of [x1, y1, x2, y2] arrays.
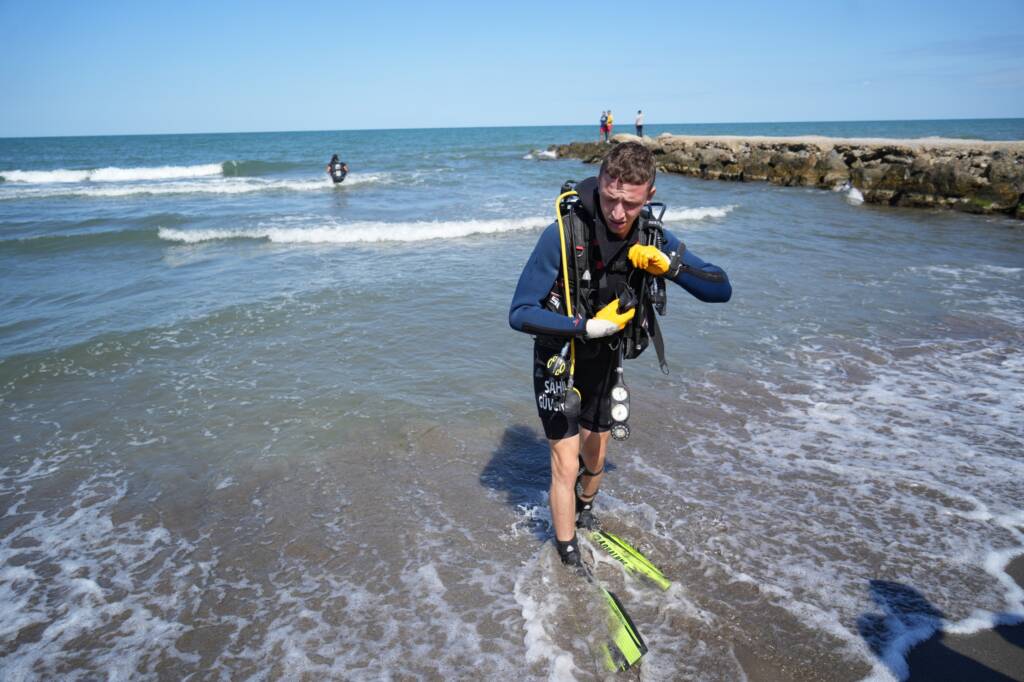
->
[[907, 555, 1024, 682]]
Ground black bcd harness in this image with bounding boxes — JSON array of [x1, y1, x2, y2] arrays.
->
[[546, 180, 672, 374]]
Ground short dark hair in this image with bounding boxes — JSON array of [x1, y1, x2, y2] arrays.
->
[[599, 141, 656, 186]]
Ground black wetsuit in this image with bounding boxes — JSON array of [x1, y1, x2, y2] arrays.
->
[[508, 177, 732, 439]]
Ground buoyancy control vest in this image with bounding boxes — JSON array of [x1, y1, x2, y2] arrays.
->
[[543, 178, 671, 373]]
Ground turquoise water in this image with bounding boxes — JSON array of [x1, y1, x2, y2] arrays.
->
[[0, 123, 1022, 679]]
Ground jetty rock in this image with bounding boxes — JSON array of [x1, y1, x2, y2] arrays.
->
[[553, 134, 1024, 219]]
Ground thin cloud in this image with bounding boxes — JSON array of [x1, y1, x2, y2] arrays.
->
[[974, 66, 1024, 89], [890, 34, 1024, 59]]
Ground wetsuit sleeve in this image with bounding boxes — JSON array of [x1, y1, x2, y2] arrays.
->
[[661, 229, 732, 302], [509, 223, 587, 337]]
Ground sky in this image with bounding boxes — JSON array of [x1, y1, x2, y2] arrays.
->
[[1, 0, 1022, 137]]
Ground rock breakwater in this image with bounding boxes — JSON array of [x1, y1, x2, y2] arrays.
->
[[553, 134, 1024, 219]]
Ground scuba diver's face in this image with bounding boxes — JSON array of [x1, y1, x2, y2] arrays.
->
[[598, 172, 656, 237]]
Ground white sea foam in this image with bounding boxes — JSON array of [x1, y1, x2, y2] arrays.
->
[[832, 181, 865, 205], [625, 262, 1024, 677], [0, 471, 196, 678], [512, 552, 581, 679], [333, 172, 391, 186], [909, 263, 1023, 282], [723, 332, 1024, 675], [908, 263, 1024, 326], [0, 164, 223, 184], [662, 205, 736, 222], [0, 175, 393, 200], [158, 216, 550, 245], [523, 149, 557, 160]]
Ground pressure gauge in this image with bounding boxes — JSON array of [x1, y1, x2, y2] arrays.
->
[[609, 364, 630, 440]]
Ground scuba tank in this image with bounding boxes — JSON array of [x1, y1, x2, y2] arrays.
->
[[329, 161, 347, 183]]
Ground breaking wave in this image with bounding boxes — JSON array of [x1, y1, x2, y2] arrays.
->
[[220, 160, 305, 177], [0, 164, 224, 184], [158, 216, 550, 245], [0, 173, 390, 200], [1, 160, 333, 184], [662, 205, 736, 222]]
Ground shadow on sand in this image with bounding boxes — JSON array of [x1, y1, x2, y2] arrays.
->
[[858, 579, 1023, 681], [478, 424, 617, 542]]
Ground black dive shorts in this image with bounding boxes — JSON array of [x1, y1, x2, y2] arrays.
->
[[533, 339, 617, 440]]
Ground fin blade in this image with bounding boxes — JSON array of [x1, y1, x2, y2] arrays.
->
[[601, 588, 647, 670], [591, 530, 671, 591]]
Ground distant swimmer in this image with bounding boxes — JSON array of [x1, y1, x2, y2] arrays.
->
[[326, 154, 348, 184]]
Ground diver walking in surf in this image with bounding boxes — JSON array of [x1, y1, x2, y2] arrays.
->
[[509, 141, 732, 569], [326, 154, 348, 184]]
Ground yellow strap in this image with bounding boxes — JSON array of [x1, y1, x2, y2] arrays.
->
[[555, 191, 579, 376]]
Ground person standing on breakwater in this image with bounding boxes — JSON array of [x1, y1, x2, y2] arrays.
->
[[635, 110, 643, 137], [326, 154, 348, 184], [508, 142, 732, 569], [599, 111, 609, 142], [605, 110, 614, 142]]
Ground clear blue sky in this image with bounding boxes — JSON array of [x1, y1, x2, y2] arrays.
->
[[2, 0, 1022, 137]]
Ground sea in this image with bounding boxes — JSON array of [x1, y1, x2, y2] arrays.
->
[[1, 119, 1022, 681]]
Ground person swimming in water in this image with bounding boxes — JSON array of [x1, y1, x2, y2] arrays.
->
[[326, 154, 348, 184]]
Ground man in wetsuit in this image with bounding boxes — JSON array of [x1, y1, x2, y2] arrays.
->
[[326, 154, 348, 184], [509, 142, 731, 568]]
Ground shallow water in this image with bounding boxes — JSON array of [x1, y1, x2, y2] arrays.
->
[[1, 124, 1022, 680]]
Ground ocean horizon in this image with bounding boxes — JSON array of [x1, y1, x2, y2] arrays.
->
[[3, 116, 1024, 142]]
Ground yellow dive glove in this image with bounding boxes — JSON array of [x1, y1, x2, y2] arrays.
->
[[585, 300, 636, 338], [628, 244, 670, 276]]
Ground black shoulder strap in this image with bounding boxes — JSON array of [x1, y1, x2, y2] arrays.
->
[[561, 205, 594, 317], [629, 212, 670, 373], [640, 212, 664, 247], [648, 308, 669, 374]]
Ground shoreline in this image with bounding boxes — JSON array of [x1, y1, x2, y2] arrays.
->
[[906, 554, 1024, 681], [552, 134, 1024, 220]]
